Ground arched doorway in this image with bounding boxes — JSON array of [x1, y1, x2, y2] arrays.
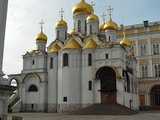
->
[[150, 85, 160, 106], [96, 67, 117, 104]]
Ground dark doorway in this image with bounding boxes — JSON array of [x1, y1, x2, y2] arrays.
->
[[151, 85, 160, 106], [96, 67, 117, 104]]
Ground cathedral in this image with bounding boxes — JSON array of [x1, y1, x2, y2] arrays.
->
[[9, 0, 160, 112]]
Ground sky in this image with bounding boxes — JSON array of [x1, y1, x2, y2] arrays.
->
[[3, 0, 160, 75]]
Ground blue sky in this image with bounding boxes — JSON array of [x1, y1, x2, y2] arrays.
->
[[3, 0, 160, 74]]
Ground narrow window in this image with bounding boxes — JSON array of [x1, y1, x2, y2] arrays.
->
[[63, 97, 67, 102], [126, 72, 130, 92], [78, 20, 81, 32], [65, 31, 67, 39], [140, 45, 143, 56], [31, 104, 34, 110], [105, 54, 109, 59], [144, 45, 146, 55], [145, 66, 148, 77], [63, 53, 69, 67], [153, 44, 156, 55], [158, 65, 160, 77], [88, 53, 92, 66], [50, 57, 53, 69], [85, 20, 87, 34], [32, 60, 35, 65], [156, 44, 159, 54], [90, 25, 92, 34], [57, 30, 60, 39], [155, 65, 158, 77], [109, 36, 111, 41], [88, 81, 92, 91]]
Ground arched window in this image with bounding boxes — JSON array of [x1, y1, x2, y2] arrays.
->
[[88, 53, 92, 66], [63, 53, 69, 67], [78, 20, 81, 32], [90, 25, 92, 34], [153, 44, 159, 55], [28, 85, 38, 92]]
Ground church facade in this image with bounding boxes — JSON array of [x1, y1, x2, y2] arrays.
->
[[9, 0, 160, 112]]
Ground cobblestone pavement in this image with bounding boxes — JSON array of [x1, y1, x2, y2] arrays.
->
[[9, 112, 160, 120]]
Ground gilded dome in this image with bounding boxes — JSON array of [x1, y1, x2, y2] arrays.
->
[[64, 38, 81, 49], [120, 32, 132, 47], [35, 32, 48, 42], [104, 19, 118, 31], [83, 38, 97, 49], [87, 14, 99, 23], [48, 44, 61, 53], [56, 19, 67, 28], [100, 23, 105, 32], [72, 0, 94, 15]]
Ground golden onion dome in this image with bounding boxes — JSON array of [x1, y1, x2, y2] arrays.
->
[[84, 38, 97, 49], [56, 19, 67, 29], [104, 19, 118, 31], [48, 44, 61, 53], [72, 0, 94, 15], [120, 32, 132, 47], [87, 14, 99, 23], [64, 38, 81, 49], [100, 23, 105, 32], [35, 31, 48, 42]]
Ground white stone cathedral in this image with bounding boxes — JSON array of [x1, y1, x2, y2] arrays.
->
[[9, 0, 141, 112]]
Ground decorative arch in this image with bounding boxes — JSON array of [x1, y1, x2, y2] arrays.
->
[[22, 73, 42, 83], [95, 66, 121, 80], [95, 66, 117, 104], [9, 77, 19, 87]]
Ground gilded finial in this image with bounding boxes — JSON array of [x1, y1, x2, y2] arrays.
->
[[107, 5, 113, 20], [59, 8, 64, 20], [39, 19, 44, 33]]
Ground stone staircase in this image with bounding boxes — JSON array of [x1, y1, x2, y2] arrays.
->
[[8, 93, 20, 112], [69, 104, 137, 115]]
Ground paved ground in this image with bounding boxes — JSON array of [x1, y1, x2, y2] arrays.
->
[[9, 112, 160, 120]]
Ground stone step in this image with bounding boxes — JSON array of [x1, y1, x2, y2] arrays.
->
[[69, 104, 137, 115]]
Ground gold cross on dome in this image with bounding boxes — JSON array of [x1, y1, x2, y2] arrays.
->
[[107, 5, 113, 19], [59, 8, 64, 20], [101, 12, 106, 23], [91, 0, 95, 7], [39, 19, 44, 32]]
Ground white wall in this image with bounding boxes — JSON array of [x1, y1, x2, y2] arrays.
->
[[47, 53, 58, 112], [58, 49, 81, 111]]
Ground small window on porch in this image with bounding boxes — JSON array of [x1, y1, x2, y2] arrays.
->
[[88, 81, 92, 91], [105, 54, 109, 59], [63, 97, 67, 102]]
